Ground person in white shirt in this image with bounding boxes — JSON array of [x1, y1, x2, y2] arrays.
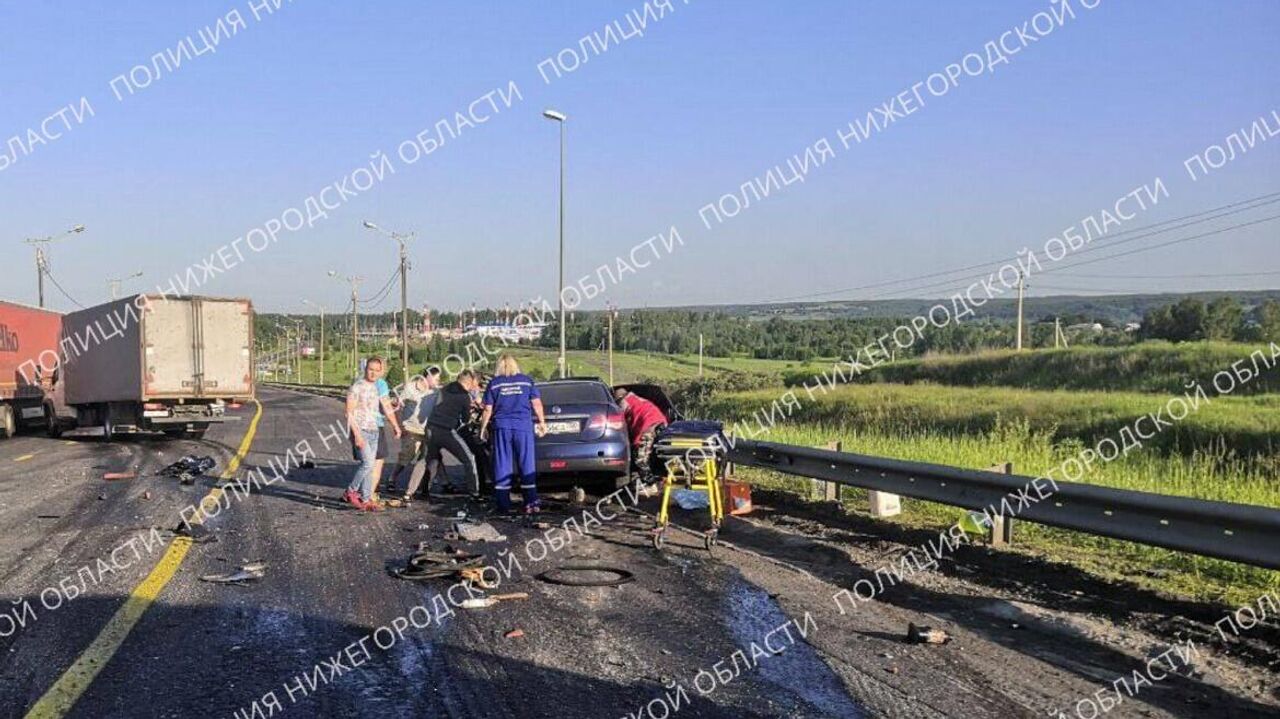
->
[[389, 366, 442, 503]]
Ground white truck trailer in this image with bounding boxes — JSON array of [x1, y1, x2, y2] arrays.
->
[[62, 295, 255, 438]]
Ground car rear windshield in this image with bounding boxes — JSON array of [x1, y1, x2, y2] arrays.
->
[[538, 382, 611, 405]]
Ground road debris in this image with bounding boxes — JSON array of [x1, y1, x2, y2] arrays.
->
[[460, 592, 528, 610], [458, 566, 499, 589], [159, 456, 216, 484], [536, 565, 636, 587], [390, 547, 485, 581], [199, 562, 266, 584], [906, 623, 952, 645], [172, 521, 217, 544], [454, 521, 507, 543], [504, 628, 524, 639], [102, 471, 136, 481]]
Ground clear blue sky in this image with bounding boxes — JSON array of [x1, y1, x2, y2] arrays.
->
[[1, 1, 1277, 313]]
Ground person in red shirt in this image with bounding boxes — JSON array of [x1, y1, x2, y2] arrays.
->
[[614, 388, 668, 482]]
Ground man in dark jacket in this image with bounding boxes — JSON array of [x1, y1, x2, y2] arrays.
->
[[423, 370, 483, 498]]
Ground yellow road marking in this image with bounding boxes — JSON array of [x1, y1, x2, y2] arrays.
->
[[13, 454, 35, 462], [25, 399, 263, 719]]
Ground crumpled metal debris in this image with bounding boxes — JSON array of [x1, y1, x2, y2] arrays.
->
[[160, 455, 217, 484], [199, 562, 266, 584]]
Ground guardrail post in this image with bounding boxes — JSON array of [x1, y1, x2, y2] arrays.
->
[[821, 441, 842, 501], [864, 437, 902, 518], [987, 462, 1014, 547]]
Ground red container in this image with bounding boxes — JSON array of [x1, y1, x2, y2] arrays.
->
[[0, 300, 63, 401], [722, 479, 753, 516]]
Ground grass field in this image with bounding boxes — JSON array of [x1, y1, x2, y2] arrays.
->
[[707, 381, 1280, 460], [787, 341, 1280, 395]]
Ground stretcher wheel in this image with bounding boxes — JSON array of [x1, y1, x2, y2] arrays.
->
[[651, 528, 666, 551], [703, 529, 718, 552]]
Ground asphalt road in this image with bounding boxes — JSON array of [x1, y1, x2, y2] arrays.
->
[[0, 388, 1276, 719]]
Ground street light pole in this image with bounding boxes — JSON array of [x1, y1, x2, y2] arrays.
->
[[363, 221, 414, 381], [543, 109, 568, 378], [23, 224, 86, 308]]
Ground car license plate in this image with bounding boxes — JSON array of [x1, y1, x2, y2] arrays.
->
[[546, 420, 579, 434], [21, 407, 44, 419]]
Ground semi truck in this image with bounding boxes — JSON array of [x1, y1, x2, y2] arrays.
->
[[61, 295, 255, 439], [0, 300, 64, 439]]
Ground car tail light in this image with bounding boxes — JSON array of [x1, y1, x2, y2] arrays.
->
[[550, 460, 567, 469], [588, 413, 626, 431], [143, 402, 166, 411]]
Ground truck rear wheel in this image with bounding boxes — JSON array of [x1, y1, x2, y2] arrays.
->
[[44, 403, 62, 438], [0, 405, 14, 439]]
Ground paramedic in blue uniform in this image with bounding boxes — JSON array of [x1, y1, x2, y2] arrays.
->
[[479, 354, 548, 513]]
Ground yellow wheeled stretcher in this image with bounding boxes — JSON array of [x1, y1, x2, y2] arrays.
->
[[649, 422, 728, 552]]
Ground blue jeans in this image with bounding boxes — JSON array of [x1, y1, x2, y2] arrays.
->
[[348, 428, 380, 501]]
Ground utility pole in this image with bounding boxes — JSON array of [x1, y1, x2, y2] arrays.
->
[[108, 271, 142, 300], [1015, 270, 1027, 351], [698, 333, 704, 377], [330, 271, 362, 379], [23, 224, 86, 307], [1054, 317, 1069, 349], [607, 304, 616, 386], [363, 221, 414, 382]]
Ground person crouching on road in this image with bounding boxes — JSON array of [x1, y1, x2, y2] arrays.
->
[[615, 388, 668, 483], [345, 357, 400, 511], [424, 370, 484, 498], [479, 354, 548, 514], [389, 366, 442, 504]]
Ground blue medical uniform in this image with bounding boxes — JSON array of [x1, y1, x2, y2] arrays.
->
[[484, 374, 540, 511]]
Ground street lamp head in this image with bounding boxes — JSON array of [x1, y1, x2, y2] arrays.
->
[[70, 224, 86, 234], [362, 220, 379, 231], [542, 108, 567, 122], [327, 270, 338, 278]]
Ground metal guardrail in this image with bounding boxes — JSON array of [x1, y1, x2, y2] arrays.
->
[[727, 439, 1280, 570], [262, 381, 347, 399]]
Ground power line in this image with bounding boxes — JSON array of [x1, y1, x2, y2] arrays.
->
[[1038, 213, 1280, 276], [1051, 269, 1280, 280], [760, 189, 1280, 304], [868, 212, 1280, 300], [43, 268, 85, 308], [357, 268, 398, 306]]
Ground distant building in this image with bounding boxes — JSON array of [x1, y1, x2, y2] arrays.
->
[[1067, 322, 1104, 333], [463, 322, 547, 342]]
